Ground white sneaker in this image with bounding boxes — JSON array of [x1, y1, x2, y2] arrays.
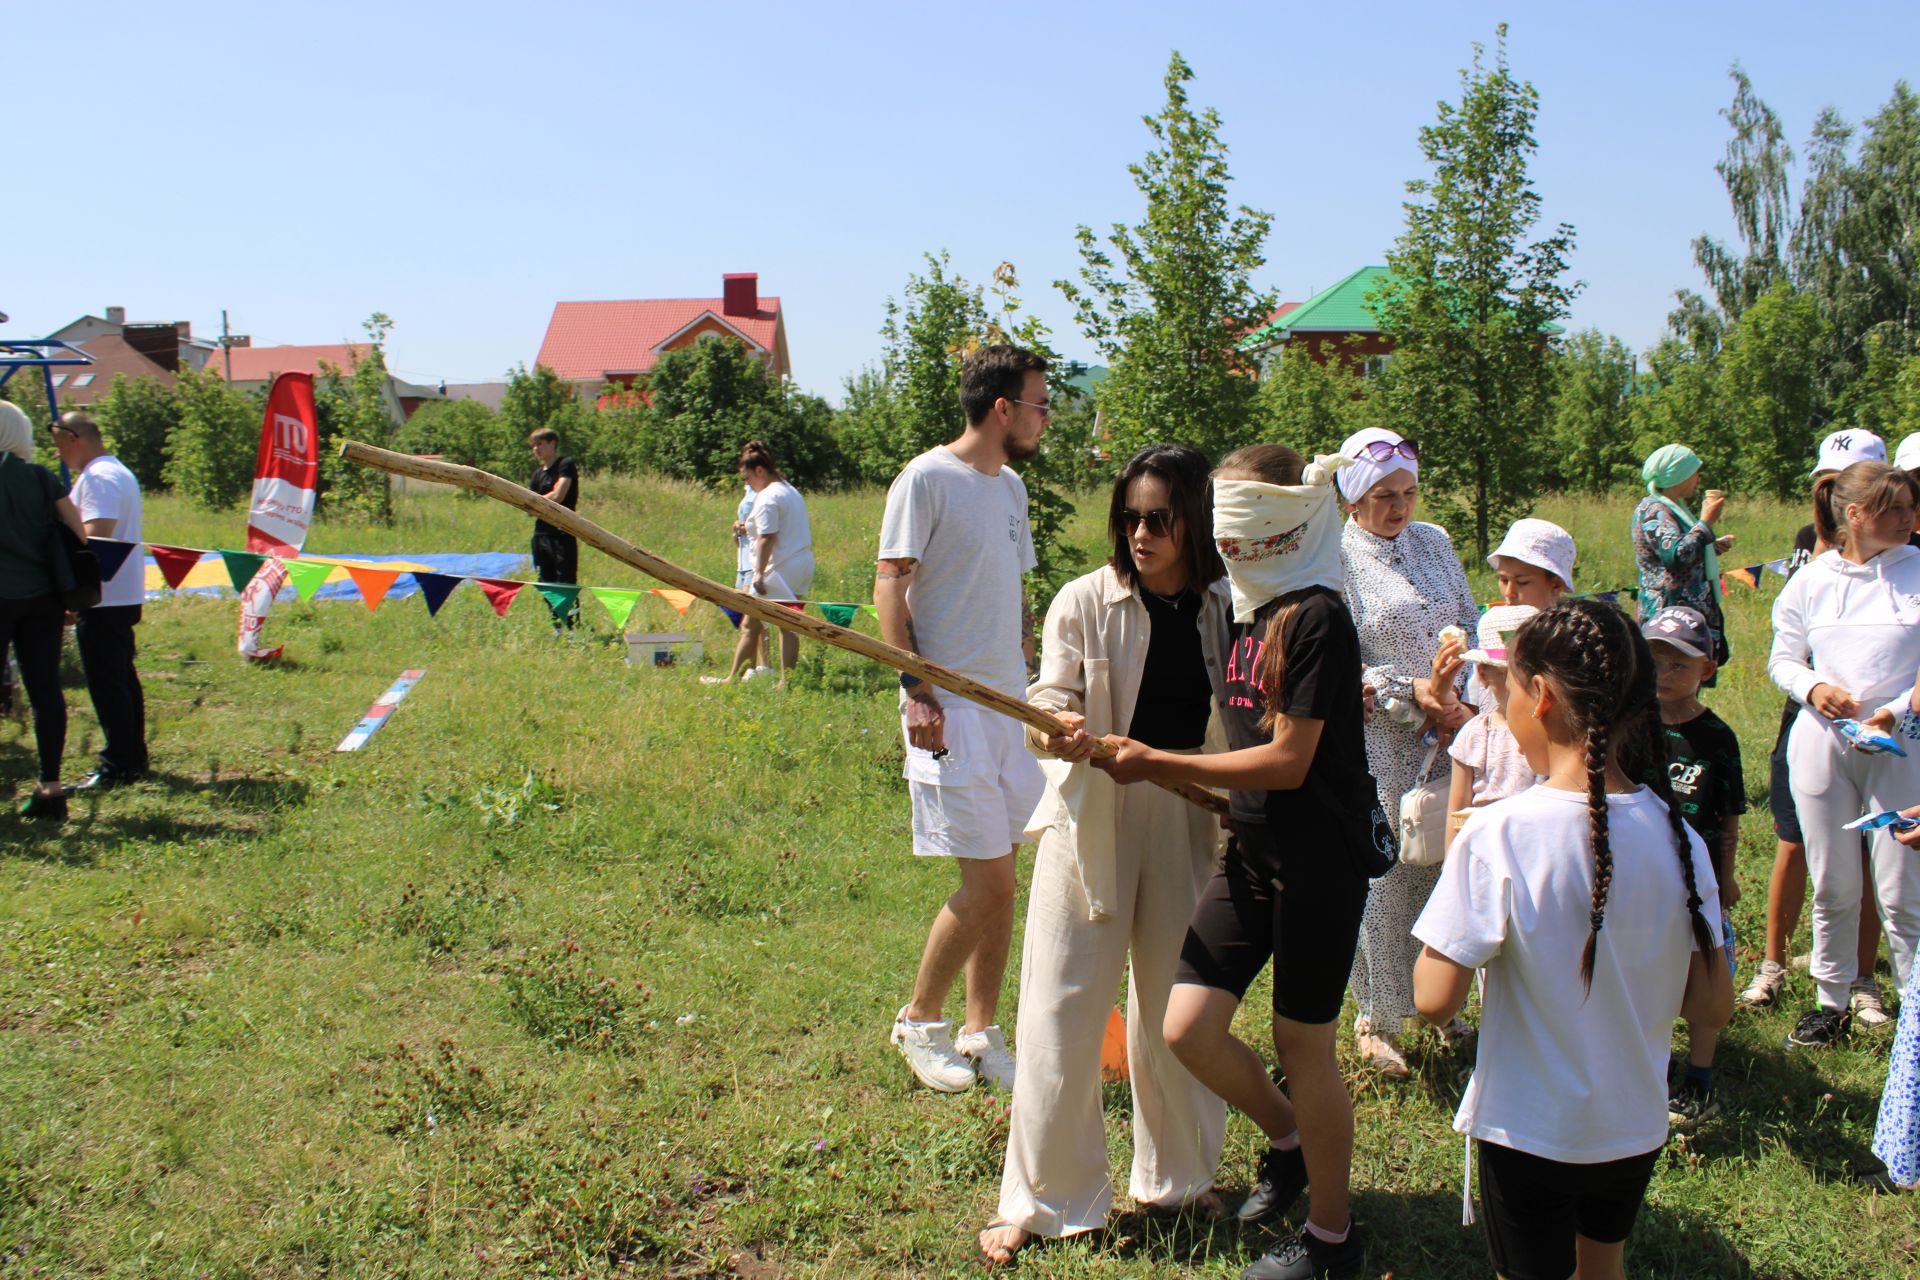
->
[[890, 1008, 975, 1092], [1740, 959, 1787, 1008], [956, 1025, 1017, 1093], [751, 665, 776, 681], [1851, 977, 1893, 1028]]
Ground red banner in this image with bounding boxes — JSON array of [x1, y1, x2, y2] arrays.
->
[[245, 372, 319, 557]]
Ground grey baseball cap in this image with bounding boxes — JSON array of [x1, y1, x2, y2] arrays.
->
[[1641, 606, 1712, 660]]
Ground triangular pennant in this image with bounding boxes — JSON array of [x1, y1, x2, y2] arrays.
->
[[150, 545, 205, 590], [860, 604, 878, 618], [477, 579, 524, 617], [590, 588, 642, 630], [536, 583, 581, 621], [345, 566, 401, 612], [413, 572, 463, 616], [220, 550, 268, 595], [1726, 566, 1760, 590], [1765, 557, 1791, 578], [89, 538, 136, 582], [717, 604, 743, 629], [778, 599, 805, 611], [817, 603, 857, 628], [649, 588, 695, 616], [282, 558, 335, 602], [1593, 591, 1619, 605]]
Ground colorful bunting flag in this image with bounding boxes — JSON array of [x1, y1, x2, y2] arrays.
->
[[219, 550, 268, 594], [282, 558, 335, 602], [151, 545, 206, 590], [536, 583, 581, 621], [817, 603, 858, 627], [590, 587, 642, 630], [1725, 566, 1761, 590], [89, 538, 136, 582], [861, 604, 878, 618], [413, 572, 463, 616], [345, 566, 401, 612], [477, 579, 524, 617], [649, 588, 695, 616], [1765, 557, 1791, 578], [718, 604, 743, 629]]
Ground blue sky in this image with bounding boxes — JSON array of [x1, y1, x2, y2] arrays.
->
[[7, 2, 1916, 402]]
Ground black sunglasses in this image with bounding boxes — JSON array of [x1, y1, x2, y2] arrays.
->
[[1122, 508, 1177, 538]]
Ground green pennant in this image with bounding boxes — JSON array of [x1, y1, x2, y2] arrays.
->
[[282, 558, 334, 602], [537, 583, 581, 621], [220, 550, 267, 594], [861, 604, 878, 618], [590, 587, 641, 630], [817, 603, 857, 628]]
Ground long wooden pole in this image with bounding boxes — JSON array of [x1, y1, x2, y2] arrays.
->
[[339, 442, 1229, 816]]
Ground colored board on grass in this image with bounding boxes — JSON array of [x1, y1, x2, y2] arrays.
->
[[335, 668, 427, 752]]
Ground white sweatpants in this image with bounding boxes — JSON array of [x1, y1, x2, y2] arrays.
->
[[1788, 711, 1920, 1010], [996, 777, 1225, 1236]]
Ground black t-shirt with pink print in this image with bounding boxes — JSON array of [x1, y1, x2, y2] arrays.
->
[[1219, 589, 1376, 830]]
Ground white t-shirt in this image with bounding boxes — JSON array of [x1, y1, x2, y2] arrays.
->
[[750, 480, 812, 574], [878, 446, 1035, 696], [1447, 710, 1535, 804], [735, 487, 755, 576], [1413, 784, 1720, 1163], [71, 454, 144, 608]]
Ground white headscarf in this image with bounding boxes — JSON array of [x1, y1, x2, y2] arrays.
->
[[0, 401, 32, 462], [1336, 426, 1417, 502], [1212, 454, 1350, 622]]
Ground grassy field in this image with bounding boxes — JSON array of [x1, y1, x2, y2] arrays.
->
[[0, 476, 1914, 1278]]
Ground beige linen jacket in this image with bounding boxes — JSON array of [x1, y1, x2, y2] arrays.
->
[[1023, 564, 1231, 921]]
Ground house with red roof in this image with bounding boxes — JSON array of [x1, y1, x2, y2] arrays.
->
[[214, 343, 441, 423], [534, 273, 788, 400]]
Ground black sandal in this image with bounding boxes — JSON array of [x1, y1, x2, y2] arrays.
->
[[19, 791, 67, 822]]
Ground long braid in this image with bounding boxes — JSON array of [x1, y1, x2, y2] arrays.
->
[[1635, 704, 1721, 961], [1576, 618, 1619, 995]]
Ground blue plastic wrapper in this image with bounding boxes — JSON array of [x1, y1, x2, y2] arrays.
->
[[1842, 809, 1920, 833], [1836, 718, 1909, 757]]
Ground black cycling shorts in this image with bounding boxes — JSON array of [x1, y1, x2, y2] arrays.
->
[[1769, 701, 1802, 844], [1174, 820, 1369, 1025], [1477, 1140, 1660, 1280]]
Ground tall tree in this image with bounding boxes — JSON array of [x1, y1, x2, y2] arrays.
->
[[1373, 27, 1579, 557], [1058, 51, 1274, 463], [1717, 280, 1829, 497], [1694, 66, 1796, 319], [165, 366, 258, 508], [1256, 341, 1373, 459], [1545, 330, 1637, 493], [91, 373, 178, 490]]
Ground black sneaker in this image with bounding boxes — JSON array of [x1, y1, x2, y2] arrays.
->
[[1237, 1144, 1308, 1223], [1784, 1007, 1850, 1049], [1667, 1079, 1719, 1126], [1243, 1224, 1364, 1280]]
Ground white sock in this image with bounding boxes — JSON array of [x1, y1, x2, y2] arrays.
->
[[1269, 1131, 1301, 1152], [1304, 1217, 1350, 1245]]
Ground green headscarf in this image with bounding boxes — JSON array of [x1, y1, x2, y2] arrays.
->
[[1640, 443, 1719, 603]]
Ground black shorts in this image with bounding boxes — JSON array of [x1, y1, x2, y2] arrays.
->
[[1769, 701, 1801, 844], [1477, 1141, 1660, 1280], [1174, 820, 1369, 1025]]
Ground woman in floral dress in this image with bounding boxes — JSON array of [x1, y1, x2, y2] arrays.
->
[[1631, 444, 1734, 664], [1338, 428, 1479, 1076]]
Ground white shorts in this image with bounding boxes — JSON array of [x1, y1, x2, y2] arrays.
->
[[902, 698, 1045, 860]]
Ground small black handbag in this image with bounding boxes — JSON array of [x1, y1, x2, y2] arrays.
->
[[34, 464, 101, 611]]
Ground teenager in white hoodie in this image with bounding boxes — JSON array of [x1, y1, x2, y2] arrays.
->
[[1769, 460, 1920, 1048]]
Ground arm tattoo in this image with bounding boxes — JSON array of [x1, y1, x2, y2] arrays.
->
[[906, 617, 922, 655], [875, 559, 917, 581]]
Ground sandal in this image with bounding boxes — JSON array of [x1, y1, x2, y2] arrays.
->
[[978, 1218, 1033, 1268], [18, 790, 66, 822], [1356, 1031, 1410, 1079]]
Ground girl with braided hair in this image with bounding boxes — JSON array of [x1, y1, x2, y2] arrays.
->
[[1411, 599, 1732, 1280]]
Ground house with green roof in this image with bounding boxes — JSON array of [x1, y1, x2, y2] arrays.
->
[[1238, 265, 1397, 379]]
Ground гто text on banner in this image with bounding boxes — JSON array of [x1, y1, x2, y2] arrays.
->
[[238, 372, 319, 662]]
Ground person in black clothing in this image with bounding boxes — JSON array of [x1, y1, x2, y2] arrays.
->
[[1643, 606, 1743, 1124], [1097, 443, 1380, 1280], [527, 429, 580, 627]]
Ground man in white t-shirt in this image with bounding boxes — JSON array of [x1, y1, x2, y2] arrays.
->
[[876, 345, 1048, 1094], [54, 411, 149, 788]]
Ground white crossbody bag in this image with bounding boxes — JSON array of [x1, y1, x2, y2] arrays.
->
[[1397, 742, 1451, 868]]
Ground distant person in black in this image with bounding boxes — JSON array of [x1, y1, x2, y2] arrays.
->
[[528, 429, 580, 627]]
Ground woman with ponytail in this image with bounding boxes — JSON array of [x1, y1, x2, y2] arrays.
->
[[1769, 459, 1920, 1048], [1412, 600, 1731, 1280]]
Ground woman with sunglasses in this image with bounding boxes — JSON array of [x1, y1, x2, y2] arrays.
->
[[979, 444, 1231, 1266], [1338, 426, 1480, 1077]]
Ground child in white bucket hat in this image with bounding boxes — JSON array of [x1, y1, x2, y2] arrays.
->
[[1487, 519, 1575, 607], [1446, 605, 1541, 845]]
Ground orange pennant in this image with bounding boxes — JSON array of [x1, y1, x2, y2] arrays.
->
[[344, 566, 401, 612], [649, 588, 695, 616]]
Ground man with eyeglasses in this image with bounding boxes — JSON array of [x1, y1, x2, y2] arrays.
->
[[53, 411, 149, 790], [876, 344, 1050, 1095]]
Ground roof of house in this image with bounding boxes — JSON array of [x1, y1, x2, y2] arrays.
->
[[534, 297, 782, 380], [218, 343, 371, 382], [1240, 267, 1393, 349], [49, 334, 175, 406]]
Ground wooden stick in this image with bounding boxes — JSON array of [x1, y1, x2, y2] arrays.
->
[[338, 441, 1229, 817]]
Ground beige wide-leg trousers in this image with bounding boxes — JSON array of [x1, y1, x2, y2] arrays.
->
[[997, 778, 1226, 1236]]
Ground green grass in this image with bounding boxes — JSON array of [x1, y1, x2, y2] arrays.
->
[[1, 477, 1915, 1278]]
